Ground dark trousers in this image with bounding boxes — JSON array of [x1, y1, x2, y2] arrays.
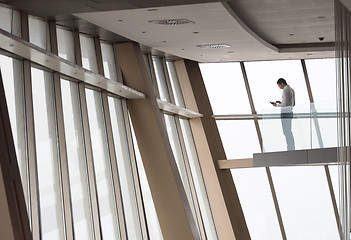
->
[[281, 113, 295, 151]]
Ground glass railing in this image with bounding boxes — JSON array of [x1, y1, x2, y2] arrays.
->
[[261, 101, 337, 152]]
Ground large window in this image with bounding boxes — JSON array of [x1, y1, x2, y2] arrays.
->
[[61, 79, 93, 240], [200, 62, 251, 115], [29, 16, 50, 50], [85, 88, 120, 240], [101, 42, 118, 81], [108, 97, 143, 239], [57, 27, 75, 63], [80, 34, 98, 73], [0, 55, 28, 212], [0, 5, 21, 37], [31, 67, 64, 240]]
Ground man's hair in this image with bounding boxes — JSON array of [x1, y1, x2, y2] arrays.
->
[[277, 78, 287, 85]]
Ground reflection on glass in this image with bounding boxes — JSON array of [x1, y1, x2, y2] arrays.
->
[[200, 62, 251, 115], [57, 27, 75, 63], [108, 97, 142, 239], [164, 114, 200, 235], [0, 6, 21, 37], [29, 16, 49, 50], [0, 55, 29, 213], [217, 120, 261, 158], [271, 166, 339, 239], [80, 34, 98, 73], [100, 42, 118, 81], [166, 61, 185, 107], [231, 168, 282, 240], [61, 80, 93, 240], [152, 57, 171, 102], [131, 121, 163, 240], [31, 67, 64, 240], [179, 119, 218, 239], [245, 60, 309, 114], [85, 88, 120, 240]]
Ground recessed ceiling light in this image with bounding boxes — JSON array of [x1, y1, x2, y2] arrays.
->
[[197, 43, 231, 49], [142, 31, 146, 33], [318, 16, 326, 19], [148, 8, 158, 11], [289, 33, 294, 36], [162, 41, 167, 43], [193, 31, 199, 34], [227, 51, 234, 54], [118, 19, 123, 22], [149, 19, 195, 25]]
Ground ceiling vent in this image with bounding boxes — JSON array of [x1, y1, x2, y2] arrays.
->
[[197, 43, 231, 49], [149, 19, 195, 25]]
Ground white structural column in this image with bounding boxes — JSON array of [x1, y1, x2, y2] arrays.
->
[[174, 59, 250, 240], [114, 42, 199, 240]]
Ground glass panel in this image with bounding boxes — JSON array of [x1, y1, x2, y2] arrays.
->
[[305, 59, 337, 149], [164, 114, 200, 235], [29, 16, 50, 50], [199, 62, 251, 115], [166, 61, 185, 107], [231, 168, 282, 240], [57, 27, 75, 63], [261, 114, 310, 152], [179, 119, 218, 239], [152, 57, 171, 102], [216, 120, 261, 159], [0, 55, 29, 213], [85, 88, 120, 240], [271, 166, 339, 239], [61, 79, 93, 240], [80, 34, 98, 73], [108, 97, 142, 239], [245, 60, 309, 114], [131, 121, 163, 240], [31, 67, 64, 240], [0, 6, 21, 37], [305, 58, 336, 107], [100, 42, 118, 81]]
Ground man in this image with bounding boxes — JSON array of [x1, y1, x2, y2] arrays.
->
[[272, 78, 295, 151]]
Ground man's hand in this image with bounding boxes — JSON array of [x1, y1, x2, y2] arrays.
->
[[273, 103, 277, 106], [276, 101, 282, 104]]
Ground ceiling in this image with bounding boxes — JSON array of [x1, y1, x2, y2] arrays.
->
[[3, 0, 336, 62]]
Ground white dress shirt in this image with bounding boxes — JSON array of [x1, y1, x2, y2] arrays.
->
[[277, 85, 295, 107]]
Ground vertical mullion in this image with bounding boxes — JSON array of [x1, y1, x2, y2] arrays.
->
[[174, 116, 207, 239], [53, 72, 74, 240], [78, 83, 102, 240], [73, 31, 82, 67], [240, 62, 263, 151], [49, 21, 58, 55], [301, 59, 324, 148], [324, 165, 343, 239], [121, 98, 149, 239], [265, 168, 287, 240], [23, 59, 40, 240], [101, 91, 127, 240], [240, 61, 287, 240]]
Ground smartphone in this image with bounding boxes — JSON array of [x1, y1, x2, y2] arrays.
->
[[270, 102, 275, 104]]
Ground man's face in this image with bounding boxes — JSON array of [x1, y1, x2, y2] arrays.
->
[[277, 83, 284, 89]]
